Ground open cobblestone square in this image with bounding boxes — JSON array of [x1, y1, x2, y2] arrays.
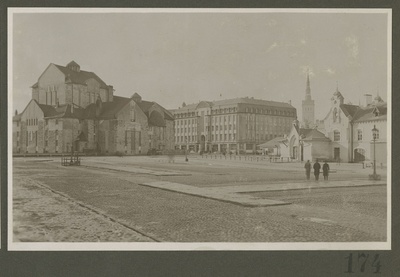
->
[[12, 155, 388, 243]]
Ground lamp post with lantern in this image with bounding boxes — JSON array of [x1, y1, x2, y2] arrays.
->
[[369, 125, 381, 180], [185, 137, 188, 162]]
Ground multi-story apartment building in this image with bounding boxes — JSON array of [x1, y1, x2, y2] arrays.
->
[[170, 97, 297, 154]]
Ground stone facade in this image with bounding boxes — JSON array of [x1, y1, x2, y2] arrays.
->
[[13, 61, 174, 155]]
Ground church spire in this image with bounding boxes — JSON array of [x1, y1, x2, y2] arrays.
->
[[305, 69, 311, 100], [302, 68, 315, 128]]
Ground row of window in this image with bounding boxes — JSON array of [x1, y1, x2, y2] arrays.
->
[[333, 129, 380, 141], [26, 118, 38, 126], [175, 107, 295, 119], [176, 133, 238, 143], [176, 124, 239, 134], [175, 114, 291, 128], [357, 129, 380, 140], [244, 107, 294, 116], [175, 107, 239, 118], [176, 132, 283, 144], [24, 118, 61, 126]]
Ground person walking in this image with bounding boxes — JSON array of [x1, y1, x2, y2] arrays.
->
[[304, 160, 311, 180], [323, 161, 330, 180], [313, 159, 321, 181]]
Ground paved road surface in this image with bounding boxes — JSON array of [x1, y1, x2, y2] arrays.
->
[[12, 156, 387, 243]]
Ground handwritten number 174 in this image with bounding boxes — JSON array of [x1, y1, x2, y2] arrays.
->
[[345, 253, 381, 273]]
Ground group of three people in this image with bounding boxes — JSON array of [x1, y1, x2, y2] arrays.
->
[[304, 160, 330, 181]]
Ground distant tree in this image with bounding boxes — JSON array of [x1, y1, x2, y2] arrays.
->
[[182, 102, 186, 107]]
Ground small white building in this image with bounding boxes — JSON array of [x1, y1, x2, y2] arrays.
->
[[264, 88, 387, 164]]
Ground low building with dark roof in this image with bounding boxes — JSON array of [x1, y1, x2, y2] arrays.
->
[[13, 61, 174, 155]]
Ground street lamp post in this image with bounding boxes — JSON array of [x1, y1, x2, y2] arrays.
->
[[369, 125, 380, 180], [185, 138, 188, 162]]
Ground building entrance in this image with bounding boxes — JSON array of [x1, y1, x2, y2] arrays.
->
[[200, 135, 206, 153], [334, 147, 340, 162]]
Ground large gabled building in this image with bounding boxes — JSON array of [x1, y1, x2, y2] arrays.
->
[[13, 61, 174, 155]]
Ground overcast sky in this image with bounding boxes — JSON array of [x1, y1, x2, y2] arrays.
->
[[11, 10, 389, 120]]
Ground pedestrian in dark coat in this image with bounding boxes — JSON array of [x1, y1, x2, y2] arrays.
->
[[322, 161, 330, 180], [313, 160, 321, 181], [304, 160, 311, 180]]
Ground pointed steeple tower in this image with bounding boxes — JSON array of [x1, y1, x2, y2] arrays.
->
[[302, 68, 315, 128], [305, 69, 311, 101]]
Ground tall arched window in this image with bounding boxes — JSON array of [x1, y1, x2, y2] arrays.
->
[[130, 105, 135, 122], [334, 130, 340, 141]]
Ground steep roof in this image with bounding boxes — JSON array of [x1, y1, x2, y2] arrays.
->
[[30, 94, 173, 122], [38, 103, 68, 118], [352, 103, 387, 122], [258, 136, 285, 148], [37, 102, 87, 119], [339, 102, 387, 123], [163, 109, 175, 120], [96, 96, 131, 119], [340, 104, 359, 119], [298, 128, 313, 137], [302, 129, 330, 141], [149, 111, 166, 127], [136, 100, 155, 115], [53, 63, 109, 89]]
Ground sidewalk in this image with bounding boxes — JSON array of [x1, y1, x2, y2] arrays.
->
[[139, 179, 385, 207]]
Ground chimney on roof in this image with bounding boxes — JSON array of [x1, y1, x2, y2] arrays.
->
[[288, 100, 291, 105], [15, 109, 18, 116], [108, 85, 114, 102], [364, 94, 372, 106]]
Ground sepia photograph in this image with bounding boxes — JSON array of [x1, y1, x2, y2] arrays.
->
[[8, 8, 391, 251]]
